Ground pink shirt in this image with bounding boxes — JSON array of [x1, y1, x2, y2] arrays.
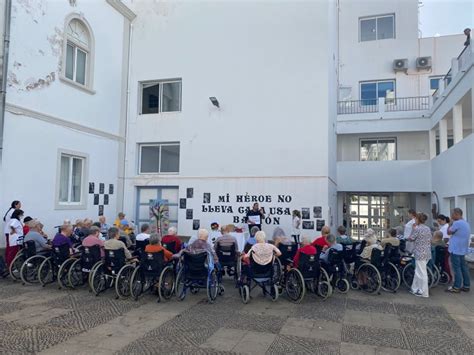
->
[[82, 235, 105, 257]]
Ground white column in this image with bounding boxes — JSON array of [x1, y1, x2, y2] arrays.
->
[[439, 118, 448, 153], [453, 103, 463, 144], [429, 127, 437, 159]]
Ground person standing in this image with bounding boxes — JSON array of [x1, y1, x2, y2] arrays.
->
[[291, 210, 301, 244], [6, 209, 25, 265], [464, 28, 471, 47], [446, 208, 471, 293], [245, 203, 265, 232], [3, 201, 21, 258], [404, 209, 417, 253], [436, 214, 450, 242], [408, 213, 432, 298]]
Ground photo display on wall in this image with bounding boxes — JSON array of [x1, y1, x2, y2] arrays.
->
[[89, 182, 95, 194], [302, 208, 310, 220], [186, 209, 193, 220], [302, 221, 314, 229], [187, 188, 194, 198], [203, 193, 211, 204], [316, 219, 325, 231], [313, 206, 322, 218], [193, 219, 200, 230], [179, 198, 187, 209]]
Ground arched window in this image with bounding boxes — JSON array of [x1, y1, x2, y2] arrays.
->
[[62, 15, 94, 92]]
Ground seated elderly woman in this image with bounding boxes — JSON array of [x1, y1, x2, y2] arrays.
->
[[243, 231, 282, 266], [319, 234, 343, 264], [272, 227, 292, 247], [176, 229, 218, 264], [359, 233, 382, 262], [145, 234, 173, 262]]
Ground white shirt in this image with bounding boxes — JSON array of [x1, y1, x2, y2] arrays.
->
[[135, 233, 150, 241], [3, 209, 14, 235], [440, 224, 449, 240], [208, 230, 222, 243], [403, 218, 415, 240], [292, 216, 301, 235], [9, 219, 23, 236]]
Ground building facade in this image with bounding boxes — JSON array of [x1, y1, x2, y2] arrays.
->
[[0, 0, 472, 241]]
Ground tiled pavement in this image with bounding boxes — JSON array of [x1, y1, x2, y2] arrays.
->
[[0, 275, 473, 354]]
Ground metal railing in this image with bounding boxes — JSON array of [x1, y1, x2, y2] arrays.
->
[[337, 99, 378, 114], [385, 96, 430, 112], [458, 44, 471, 71]]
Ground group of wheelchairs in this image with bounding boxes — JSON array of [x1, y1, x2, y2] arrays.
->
[[7, 237, 452, 305], [7, 238, 225, 304]]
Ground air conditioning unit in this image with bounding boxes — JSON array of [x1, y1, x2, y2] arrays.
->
[[416, 56, 432, 70], [393, 58, 408, 72]]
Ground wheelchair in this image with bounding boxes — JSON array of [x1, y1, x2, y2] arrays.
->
[[162, 241, 178, 254], [321, 249, 350, 293], [238, 254, 280, 304], [67, 245, 102, 289], [90, 248, 136, 299], [175, 252, 220, 303], [129, 250, 175, 302], [373, 244, 401, 293], [9, 243, 29, 281], [401, 256, 435, 289], [433, 245, 451, 285], [19, 241, 50, 285], [215, 242, 240, 287], [37, 243, 76, 288], [350, 248, 382, 294]]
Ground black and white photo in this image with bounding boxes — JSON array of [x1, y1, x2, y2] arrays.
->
[[179, 198, 187, 209], [316, 219, 325, 231], [192, 219, 200, 230], [313, 206, 322, 218], [302, 221, 314, 229], [187, 188, 194, 198], [302, 208, 310, 220], [203, 192, 211, 204], [186, 209, 193, 220]]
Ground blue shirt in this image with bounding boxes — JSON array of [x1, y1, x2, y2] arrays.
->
[[449, 219, 471, 256], [320, 243, 343, 263]]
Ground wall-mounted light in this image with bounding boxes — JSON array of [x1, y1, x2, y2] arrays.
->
[[209, 97, 220, 108]]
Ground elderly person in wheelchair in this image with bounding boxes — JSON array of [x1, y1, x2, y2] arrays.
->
[[174, 229, 222, 303], [238, 231, 282, 303]]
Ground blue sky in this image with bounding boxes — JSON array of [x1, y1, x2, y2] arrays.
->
[[419, 0, 473, 37]]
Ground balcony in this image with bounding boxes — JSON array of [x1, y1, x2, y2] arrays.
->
[[337, 96, 431, 115]]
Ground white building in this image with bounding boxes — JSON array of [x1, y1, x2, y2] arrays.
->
[[0, 0, 472, 241]]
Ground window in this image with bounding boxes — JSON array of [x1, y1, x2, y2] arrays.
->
[[430, 76, 443, 95], [139, 143, 180, 174], [59, 154, 85, 204], [360, 14, 395, 42], [360, 138, 396, 161], [140, 80, 182, 114], [435, 136, 454, 155], [61, 16, 94, 92], [360, 80, 395, 105]]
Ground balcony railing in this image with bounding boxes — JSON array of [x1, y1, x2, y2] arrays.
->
[[338, 96, 430, 114], [385, 96, 430, 112], [458, 44, 472, 71], [337, 99, 378, 114]]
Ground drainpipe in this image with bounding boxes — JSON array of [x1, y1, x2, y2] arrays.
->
[[0, 0, 12, 161]]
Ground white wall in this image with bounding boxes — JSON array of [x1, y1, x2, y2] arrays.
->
[[123, 1, 338, 234], [339, 0, 464, 100], [337, 131, 430, 161]]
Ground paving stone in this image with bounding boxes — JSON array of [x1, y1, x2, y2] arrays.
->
[[341, 324, 408, 349], [268, 334, 339, 354], [340, 342, 376, 355], [346, 298, 396, 314], [200, 328, 247, 352], [226, 312, 285, 334], [344, 310, 373, 326], [399, 314, 464, 334], [310, 320, 342, 342], [393, 303, 449, 318], [293, 302, 345, 322], [404, 329, 474, 353], [370, 313, 401, 329], [232, 331, 276, 354], [375, 346, 412, 355]]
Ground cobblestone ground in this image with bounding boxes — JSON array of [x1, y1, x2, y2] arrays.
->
[[0, 273, 473, 354]]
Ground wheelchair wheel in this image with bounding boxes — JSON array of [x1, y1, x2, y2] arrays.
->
[[270, 284, 279, 302], [285, 269, 305, 303], [381, 262, 401, 293], [91, 263, 107, 296], [427, 266, 435, 289], [318, 280, 332, 299], [241, 285, 250, 304], [273, 258, 283, 284], [402, 263, 415, 289], [336, 278, 350, 294], [88, 261, 103, 290], [320, 267, 331, 284], [115, 264, 135, 299], [67, 259, 84, 289], [9, 252, 25, 281], [158, 265, 175, 301], [175, 268, 186, 301], [207, 270, 218, 303], [20, 255, 46, 285], [218, 284, 225, 296], [438, 270, 451, 285], [235, 259, 242, 284], [129, 266, 144, 301], [431, 265, 440, 287], [357, 263, 381, 294], [57, 258, 75, 289], [38, 257, 53, 287]]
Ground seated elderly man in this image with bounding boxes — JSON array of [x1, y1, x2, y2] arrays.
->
[[293, 236, 317, 269], [319, 234, 343, 264], [104, 227, 133, 260], [162, 226, 182, 252], [145, 234, 173, 262], [82, 226, 105, 257], [243, 231, 282, 265], [272, 227, 292, 247], [214, 224, 239, 251], [177, 229, 218, 264], [381, 228, 400, 248], [24, 221, 51, 253], [52, 224, 75, 254]]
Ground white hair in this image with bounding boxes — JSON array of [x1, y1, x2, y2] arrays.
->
[[255, 231, 266, 243], [198, 228, 209, 240], [168, 226, 177, 235]]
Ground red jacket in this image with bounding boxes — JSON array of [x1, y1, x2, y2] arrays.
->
[[293, 245, 317, 268], [162, 235, 182, 252], [311, 236, 329, 249]]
